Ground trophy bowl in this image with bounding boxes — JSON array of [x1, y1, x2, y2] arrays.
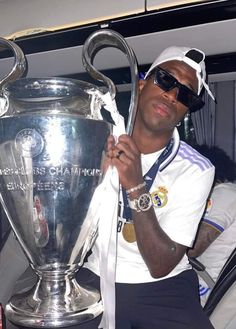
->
[[0, 77, 111, 327]]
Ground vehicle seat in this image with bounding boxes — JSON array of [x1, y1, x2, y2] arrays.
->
[[205, 247, 236, 329], [190, 247, 236, 329]]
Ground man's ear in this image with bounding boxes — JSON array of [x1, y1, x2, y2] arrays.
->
[[138, 79, 146, 93]]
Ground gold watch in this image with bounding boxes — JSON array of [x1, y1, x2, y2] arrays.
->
[[128, 193, 152, 212]]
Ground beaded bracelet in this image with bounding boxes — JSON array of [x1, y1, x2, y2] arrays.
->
[[126, 181, 146, 194]]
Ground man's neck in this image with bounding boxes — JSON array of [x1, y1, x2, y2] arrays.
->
[[132, 127, 174, 154]]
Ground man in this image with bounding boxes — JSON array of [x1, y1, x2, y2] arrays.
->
[[80, 46, 216, 329], [188, 145, 236, 306], [0, 46, 215, 329]]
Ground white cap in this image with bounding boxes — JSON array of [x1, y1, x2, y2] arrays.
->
[[145, 46, 215, 100]]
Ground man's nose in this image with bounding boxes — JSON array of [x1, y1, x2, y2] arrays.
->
[[162, 87, 179, 103]]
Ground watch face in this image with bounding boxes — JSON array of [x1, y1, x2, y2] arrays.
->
[[138, 193, 152, 211]]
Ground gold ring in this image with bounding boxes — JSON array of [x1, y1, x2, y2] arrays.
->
[[116, 150, 124, 159]]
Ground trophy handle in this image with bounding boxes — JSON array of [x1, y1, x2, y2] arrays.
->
[[0, 37, 27, 116], [0, 37, 27, 89], [82, 29, 139, 135]]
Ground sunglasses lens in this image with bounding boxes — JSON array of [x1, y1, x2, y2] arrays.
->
[[154, 68, 204, 112], [154, 69, 176, 91], [178, 87, 205, 112]]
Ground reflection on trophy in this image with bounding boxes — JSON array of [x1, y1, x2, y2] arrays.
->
[[0, 30, 138, 328]]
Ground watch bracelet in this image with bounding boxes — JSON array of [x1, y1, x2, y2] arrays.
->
[[126, 181, 146, 194]]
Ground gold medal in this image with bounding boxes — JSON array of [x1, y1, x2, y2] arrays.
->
[[122, 222, 136, 243]]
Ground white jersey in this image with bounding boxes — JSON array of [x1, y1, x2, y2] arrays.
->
[[85, 129, 215, 283], [197, 182, 236, 304]]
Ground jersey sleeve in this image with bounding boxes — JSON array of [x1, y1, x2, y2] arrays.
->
[[202, 183, 236, 232], [157, 166, 215, 247]]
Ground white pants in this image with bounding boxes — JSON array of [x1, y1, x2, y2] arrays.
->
[[0, 231, 29, 306]]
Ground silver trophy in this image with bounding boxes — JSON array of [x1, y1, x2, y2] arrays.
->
[[0, 30, 138, 327]]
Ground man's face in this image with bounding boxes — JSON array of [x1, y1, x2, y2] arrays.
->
[[136, 60, 199, 134]]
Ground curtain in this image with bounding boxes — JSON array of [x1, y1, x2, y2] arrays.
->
[[191, 82, 216, 146], [234, 81, 236, 162]]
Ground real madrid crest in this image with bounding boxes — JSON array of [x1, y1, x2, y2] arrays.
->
[[151, 186, 168, 208], [205, 197, 213, 214]]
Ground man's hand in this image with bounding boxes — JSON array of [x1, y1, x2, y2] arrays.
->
[[108, 134, 144, 191]]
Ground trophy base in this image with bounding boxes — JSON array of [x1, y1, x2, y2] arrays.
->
[[5, 279, 103, 328]]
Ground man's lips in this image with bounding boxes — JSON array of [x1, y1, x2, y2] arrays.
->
[[153, 102, 171, 118]]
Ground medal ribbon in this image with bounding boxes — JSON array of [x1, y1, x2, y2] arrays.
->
[[121, 138, 174, 222]]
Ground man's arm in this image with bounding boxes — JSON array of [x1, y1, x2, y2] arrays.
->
[[129, 186, 187, 278], [187, 221, 221, 258]]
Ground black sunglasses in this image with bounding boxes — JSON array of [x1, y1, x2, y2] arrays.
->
[[151, 67, 205, 112]]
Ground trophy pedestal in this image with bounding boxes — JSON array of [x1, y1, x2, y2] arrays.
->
[[5, 272, 103, 328]]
